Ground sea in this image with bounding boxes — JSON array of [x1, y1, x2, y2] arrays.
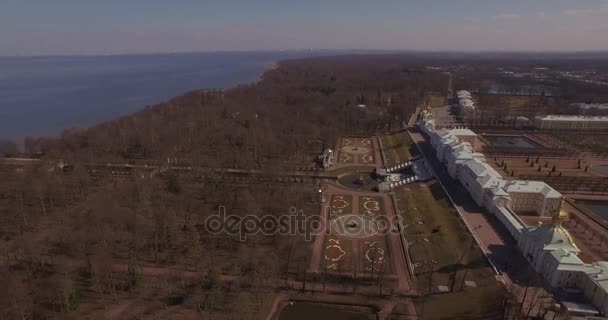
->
[[0, 51, 336, 142]]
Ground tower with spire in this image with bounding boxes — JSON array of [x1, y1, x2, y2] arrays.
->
[[419, 102, 436, 130]]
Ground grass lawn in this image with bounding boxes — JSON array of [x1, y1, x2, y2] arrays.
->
[[330, 195, 354, 215], [553, 133, 608, 154], [394, 183, 495, 292], [380, 132, 418, 166], [428, 94, 446, 109], [322, 236, 353, 273]]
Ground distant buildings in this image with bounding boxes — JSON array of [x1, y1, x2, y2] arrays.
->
[[418, 106, 608, 316], [477, 83, 559, 97], [534, 115, 608, 130], [573, 103, 608, 111], [456, 90, 476, 110]]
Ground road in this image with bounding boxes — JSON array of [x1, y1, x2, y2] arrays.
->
[[1, 157, 338, 184]]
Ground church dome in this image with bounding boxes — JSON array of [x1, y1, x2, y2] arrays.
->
[[528, 214, 580, 253]]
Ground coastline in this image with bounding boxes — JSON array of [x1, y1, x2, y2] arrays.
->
[[0, 52, 303, 143]]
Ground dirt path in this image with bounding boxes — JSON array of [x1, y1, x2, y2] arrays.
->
[[308, 199, 328, 274], [265, 292, 290, 320], [378, 298, 418, 320], [382, 192, 411, 292]]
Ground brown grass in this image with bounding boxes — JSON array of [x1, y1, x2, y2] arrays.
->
[[380, 132, 418, 165], [395, 183, 494, 291], [428, 94, 446, 109], [414, 285, 505, 320]]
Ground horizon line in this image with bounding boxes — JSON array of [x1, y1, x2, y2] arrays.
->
[[3, 48, 608, 59]]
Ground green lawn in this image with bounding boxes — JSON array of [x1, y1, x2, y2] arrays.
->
[[380, 132, 418, 166], [428, 94, 446, 109], [394, 183, 494, 292]]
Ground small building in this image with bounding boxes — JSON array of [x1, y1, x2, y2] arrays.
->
[[319, 148, 334, 169], [456, 90, 476, 110]]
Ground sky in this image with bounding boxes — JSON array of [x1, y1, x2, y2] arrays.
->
[[2, 0, 608, 56]]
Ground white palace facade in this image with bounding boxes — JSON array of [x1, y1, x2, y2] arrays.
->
[[417, 106, 608, 316]]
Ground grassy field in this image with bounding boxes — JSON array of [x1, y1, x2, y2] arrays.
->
[[380, 132, 418, 166], [476, 95, 559, 116], [322, 236, 354, 273], [394, 183, 495, 291], [392, 182, 503, 319], [330, 195, 354, 215], [428, 94, 446, 109], [552, 133, 608, 154]]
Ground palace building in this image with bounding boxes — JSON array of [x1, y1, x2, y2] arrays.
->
[[417, 105, 608, 316], [534, 115, 608, 131]]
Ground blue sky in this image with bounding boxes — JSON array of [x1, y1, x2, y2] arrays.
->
[[1, 0, 608, 55]]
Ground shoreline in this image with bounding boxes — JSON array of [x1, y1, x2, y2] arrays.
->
[[0, 53, 298, 143]]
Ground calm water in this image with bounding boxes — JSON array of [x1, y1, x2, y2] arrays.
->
[[279, 302, 372, 320], [579, 200, 608, 222], [483, 135, 540, 149], [592, 165, 608, 175], [0, 51, 331, 142]]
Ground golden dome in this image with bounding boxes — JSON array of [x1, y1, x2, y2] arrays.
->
[[425, 103, 433, 114], [552, 208, 568, 227], [530, 217, 579, 252]]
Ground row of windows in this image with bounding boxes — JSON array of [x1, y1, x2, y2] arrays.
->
[[511, 193, 543, 200], [512, 198, 541, 205]]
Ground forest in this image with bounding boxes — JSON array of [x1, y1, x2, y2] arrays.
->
[[3, 53, 607, 319], [0, 55, 446, 319]]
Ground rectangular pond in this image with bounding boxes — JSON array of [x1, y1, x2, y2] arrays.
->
[[279, 302, 373, 320], [578, 200, 608, 223], [482, 135, 541, 149]]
